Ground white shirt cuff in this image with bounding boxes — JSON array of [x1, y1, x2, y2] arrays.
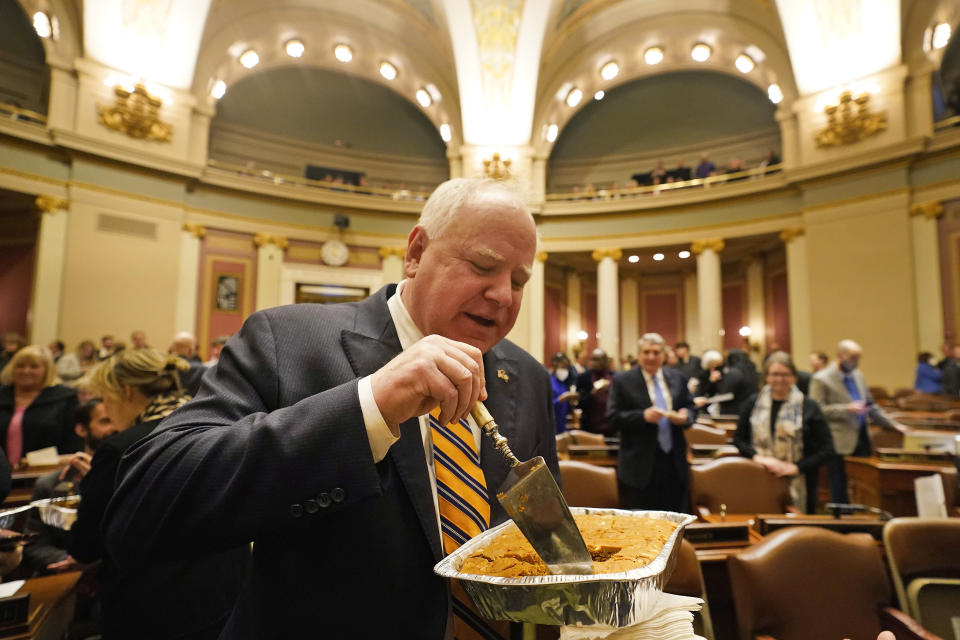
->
[[358, 375, 399, 463]]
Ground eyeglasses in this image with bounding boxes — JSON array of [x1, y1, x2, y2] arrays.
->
[[767, 372, 795, 378]]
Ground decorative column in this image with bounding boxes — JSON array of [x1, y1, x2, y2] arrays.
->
[[566, 270, 582, 357], [379, 246, 406, 287], [254, 233, 288, 311], [781, 228, 812, 362], [592, 248, 622, 366], [29, 196, 69, 343], [745, 255, 767, 363], [910, 202, 945, 354], [682, 271, 699, 353], [620, 276, 639, 362], [692, 239, 725, 353], [174, 223, 204, 334], [527, 251, 547, 365]]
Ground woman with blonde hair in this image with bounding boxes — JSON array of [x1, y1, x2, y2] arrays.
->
[[0, 345, 80, 467], [70, 348, 246, 639]]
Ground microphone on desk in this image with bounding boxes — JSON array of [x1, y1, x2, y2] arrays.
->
[[824, 502, 894, 521]]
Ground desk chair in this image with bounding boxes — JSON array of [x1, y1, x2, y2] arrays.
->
[[728, 527, 937, 640], [686, 424, 730, 446], [689, 457, 797, 518], [884, 518, 960, 640], [565, 429, 606, 446], [664, 538, 715, 640], [557, 460, 618, 508], [555, 431, 571, 456]]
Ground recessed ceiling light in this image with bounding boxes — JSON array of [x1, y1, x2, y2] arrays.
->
[[565, 87, 583, 107], [678, 250, 691, 259], [739, 326, 753, 337], [933, 22, 952, 49], [735, 53, 755, 73], [653, 253, 665, 261], [594, 90, 605, 101], [210, 80, 227, 100], [425, 84, 441, 102], [600, 61, 619, 80], [285, 39, 305, 58], [439, 123, 451, 142], [644, 47, 664, 65], [691, 43, 711, 62], [546, 123, 559, 142], [379, 61, 397, 80], [628, 255, 640, 263], [239, 49, 260, 69], [767, 83, 783, 104], [32, 11, 52, 39], [334, 44, 353, 63], [416, 88, 432, 107]]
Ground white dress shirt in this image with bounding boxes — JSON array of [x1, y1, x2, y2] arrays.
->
[[640, 368, 673, 411]]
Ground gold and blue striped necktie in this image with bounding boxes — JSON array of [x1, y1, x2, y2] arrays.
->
[[428, 408, 490, 554]]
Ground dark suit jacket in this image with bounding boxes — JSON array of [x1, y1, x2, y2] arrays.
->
[[104, 284, 557, 639], [0, 385, 81, 457], [607, 367, 695, 491], [732, 394, 836, 474]]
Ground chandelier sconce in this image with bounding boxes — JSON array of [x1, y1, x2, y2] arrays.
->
[[814, 91, 886, 148], [482, 152, 512, 180], [97, 83, 173, 142]]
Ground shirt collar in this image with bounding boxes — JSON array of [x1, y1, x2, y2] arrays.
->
[[387, 280, 424, 350], [641, 368, 664, 384]]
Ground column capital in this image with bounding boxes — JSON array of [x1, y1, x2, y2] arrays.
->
[[35, 196, 68, 214], [182, 222, 206, 239], [378, 246, 406, 259], [254, 233, 289, 249], [910, 201, 944, 220], [591, 248, 622, 262], [779, 227, 805, 244], [535, 251, 548, 263], [691, 238, 725, 255]]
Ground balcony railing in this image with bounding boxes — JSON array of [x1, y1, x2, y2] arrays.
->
[[934, 114, 960, 132], [0, 101, 47, 126]]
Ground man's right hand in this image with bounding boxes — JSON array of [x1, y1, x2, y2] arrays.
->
[[369, 335, 487, 430], [59, 452, 92, 480], [643, 407, 665, 423], [847, 400, 869, 415]]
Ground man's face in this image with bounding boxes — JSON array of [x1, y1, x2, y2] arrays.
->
[[402, 191, 536, 353], [2, 340, 18, 355], [809, 353, 823, 371], [77, 403, 117, 450], [102, 337, 114, 349], [131, 332, 147, 348], [675, 345, 688, 360], [838, 348, 861, 372], [640, 342, 665, 375], [589, 351, 608, 372]]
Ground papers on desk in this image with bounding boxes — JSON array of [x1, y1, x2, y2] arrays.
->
[[915, 474, 948, 519], [0, 580, 24, 598], [25, 446, 59, 467]]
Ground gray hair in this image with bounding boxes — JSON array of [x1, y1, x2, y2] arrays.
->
[[638, 333, 666, 349], [702, 349, 723, 369], [417, 178, 530, 241], [763, 351, 797, 377]]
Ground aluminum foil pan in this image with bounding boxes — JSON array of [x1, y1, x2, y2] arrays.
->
[[434, 507, 696, 627], [32, 497, 79, 531]]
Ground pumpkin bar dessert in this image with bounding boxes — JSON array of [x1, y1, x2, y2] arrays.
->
[[460, 513, 678, 577]]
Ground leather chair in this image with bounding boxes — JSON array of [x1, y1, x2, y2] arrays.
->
[[685, 424, 730, 446], [884, 518, 960, 640], [557, 459, 618, 508], [689, 457, 797, 518], [664, 538, 715, 640], [728, 527, 937, 640], [566, 429, 606, 446], [555, 431, 571, 456]]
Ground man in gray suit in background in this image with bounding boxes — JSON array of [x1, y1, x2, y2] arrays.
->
[[809, 339, 907, 503]]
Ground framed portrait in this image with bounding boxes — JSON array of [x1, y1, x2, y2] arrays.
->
[[215, 273, 241, 312]]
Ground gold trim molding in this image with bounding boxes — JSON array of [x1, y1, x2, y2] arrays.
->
[[536, 251, 548, 262], [910, 202, 944, 220], [591, 248, 623, 262], [97, 83, 173, 142], [814, 91, 887, 148], [182, 223, 207, 239], [35, 196, 68, 213], [779, 227, 805, 243], [254, 233, 289, 249], [691, 238, 725, 255], [378, 246, 406, 259]]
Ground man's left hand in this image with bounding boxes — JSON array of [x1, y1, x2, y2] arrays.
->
[[893, 422, 909, 434], [59, 452, 92, 480], [668, 408, 689, 425]]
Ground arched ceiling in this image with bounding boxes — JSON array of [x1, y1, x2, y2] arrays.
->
[[0, 0, 45, 63], [213, 65, 448, 159], [549, 70, 776, 161]]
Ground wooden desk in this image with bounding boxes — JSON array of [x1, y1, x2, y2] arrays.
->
[[845, 456, 957, 517], [565, 444, 618, 467], [0, 572, 80, 640], [3, 467, 61, 509]]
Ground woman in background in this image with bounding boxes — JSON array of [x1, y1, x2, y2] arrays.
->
[[548, 352, 578, 433], [914, 351, 942, 394]]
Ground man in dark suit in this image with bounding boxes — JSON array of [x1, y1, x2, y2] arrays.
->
[[607, 332, 696, 512], [576, 348, 614, 435], [103, 178, 557, 640], [674, 341, 701, 380]]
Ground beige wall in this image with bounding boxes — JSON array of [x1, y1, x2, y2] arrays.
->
[[805, 191, 917, 391], [59, 187, 183, 350]]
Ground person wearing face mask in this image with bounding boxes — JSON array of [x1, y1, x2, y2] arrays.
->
[[549, 353, 578, 434], [809, 339, 908, 503]]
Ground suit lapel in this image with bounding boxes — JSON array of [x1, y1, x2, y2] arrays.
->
[[478, 344, 519, 523], [339, 295, 444, 561]]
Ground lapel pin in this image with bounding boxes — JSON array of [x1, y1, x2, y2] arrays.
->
[[497, 369, 509, 382]]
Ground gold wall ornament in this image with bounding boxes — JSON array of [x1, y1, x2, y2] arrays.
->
[[591, 248, 623, 262], [378, 246, 407, 259], [182, 222, 207, 239], [779, 227, 806, 243], [814, 91, 887, 148], [35, 195, 68, 213], [482, 152, 513, 180], [691, 238, 725, 255], [253, 233, 289, 249], [909, 202, 944, 220], [97, 83, 173, 142]]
